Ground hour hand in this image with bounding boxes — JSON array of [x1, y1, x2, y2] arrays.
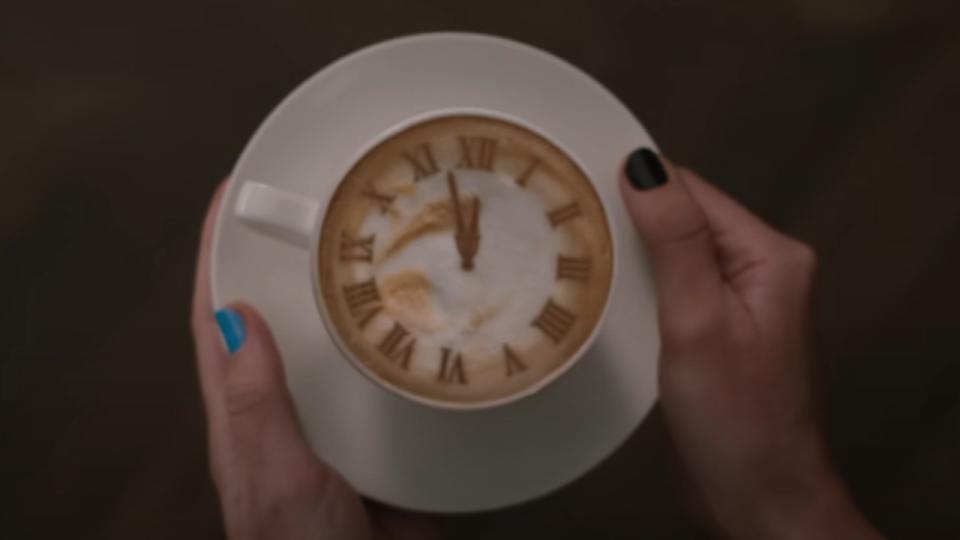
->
[[446, 171, 480, 271], [456, 197, 480, 270]]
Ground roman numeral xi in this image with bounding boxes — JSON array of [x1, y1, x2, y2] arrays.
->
[[402, 142, 439, 181]]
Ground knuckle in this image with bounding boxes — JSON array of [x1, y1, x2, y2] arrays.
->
[[676, 165, 706, 183], [774, 237, 818, 282], [653, 210, 711, 247], [660, 305, 726, 346], [790, 240, 818, 270]]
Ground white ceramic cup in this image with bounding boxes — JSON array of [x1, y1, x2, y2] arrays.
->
[[231, 107, 616, 411]]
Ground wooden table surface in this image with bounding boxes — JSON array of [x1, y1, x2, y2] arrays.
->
[[3, 1, 959, 538]]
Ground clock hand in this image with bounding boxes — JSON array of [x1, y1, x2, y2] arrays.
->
[[446, 171, 466, 235], [458, 196, 481, 270], [446, 170, 480, 271]]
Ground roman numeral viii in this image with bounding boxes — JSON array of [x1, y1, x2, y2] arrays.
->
[[339, 232, 374, 263], [341, 278, 381, 329], [531, 299, 577, 343], [437, 347, 467, 384], [556, 255, 591, 281], [377, 321, 415, 369], [402, 142, 439, 181], [456, 136, 497, 171]]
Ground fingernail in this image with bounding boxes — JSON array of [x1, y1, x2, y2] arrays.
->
[[626, 148, 668, 190], [215, 308, 247, 354]]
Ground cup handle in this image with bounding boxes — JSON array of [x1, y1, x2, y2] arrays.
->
[[233, 181, 320, 249]]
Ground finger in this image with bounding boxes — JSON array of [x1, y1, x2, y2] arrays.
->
[[217, 303, 315, 467], [676, 168, 782, 281], [191, 182, 229, 424], [678, 168, 817, 312], [619, 148, 727, 338], [368, 503, 440, 540]]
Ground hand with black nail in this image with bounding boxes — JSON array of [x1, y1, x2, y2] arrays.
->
[[191, 185, 438, 540], [621, 149, 884, 540]]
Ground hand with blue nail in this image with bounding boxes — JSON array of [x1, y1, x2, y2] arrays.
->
[[621, 150, 884, 540], [192, 185, 437, 540]]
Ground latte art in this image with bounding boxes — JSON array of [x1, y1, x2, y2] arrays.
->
[[317, 115, 613, 407]]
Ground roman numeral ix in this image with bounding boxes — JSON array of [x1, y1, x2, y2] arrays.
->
[[341, 278, 382, 329]]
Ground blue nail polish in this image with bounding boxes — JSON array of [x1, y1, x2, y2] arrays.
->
[[215, 308, 247, 354]]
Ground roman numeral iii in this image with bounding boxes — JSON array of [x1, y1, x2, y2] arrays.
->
[[377, 321, 415, 369], [531, 299, 577, 343], [437, 347, 468, 384], [341, 279, 381, 329], [556, 255, 591, 281], [456, 136, 497, 171], [402, 142, 439, 181], [339, 232, 374, 263]]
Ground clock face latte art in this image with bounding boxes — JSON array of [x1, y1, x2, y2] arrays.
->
[[316, 115, 613, 406]]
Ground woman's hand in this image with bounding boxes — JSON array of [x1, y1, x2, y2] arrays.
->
[[191, 184, 437, 540], [620, 149, 883, 540]]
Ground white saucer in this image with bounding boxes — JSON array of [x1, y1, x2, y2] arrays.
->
[[212, 32, 659, 513]]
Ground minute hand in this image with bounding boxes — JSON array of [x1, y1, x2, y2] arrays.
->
[[446, 171, 479, 271]]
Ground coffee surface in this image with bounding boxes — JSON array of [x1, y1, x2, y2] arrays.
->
[[317, 115, 613, 406]]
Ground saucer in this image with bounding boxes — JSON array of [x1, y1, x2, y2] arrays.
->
[[212, 32, 659, 512]]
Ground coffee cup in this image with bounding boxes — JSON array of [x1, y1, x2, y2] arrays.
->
[[232, 109, 615, 410]]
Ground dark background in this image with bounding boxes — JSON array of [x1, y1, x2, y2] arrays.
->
[[3, 1, 959, 538]]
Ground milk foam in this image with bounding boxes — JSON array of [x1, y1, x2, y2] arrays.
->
[[355, 169, 556, 363]]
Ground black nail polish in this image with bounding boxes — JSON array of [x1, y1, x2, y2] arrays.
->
[[626, 148, 668, 190]]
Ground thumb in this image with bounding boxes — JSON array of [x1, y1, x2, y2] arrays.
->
[[214, 303, 313, 463], [618, 148, 726, 338]]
